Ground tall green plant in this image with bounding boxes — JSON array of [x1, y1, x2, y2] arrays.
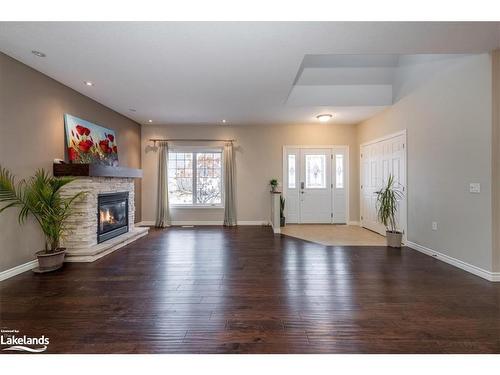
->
[[375, 174, 403, 233], [280, 195, 285, 219], [0, 166, 85, 252]]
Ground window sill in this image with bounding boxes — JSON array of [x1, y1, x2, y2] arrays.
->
[[170, 205, 224, 210]]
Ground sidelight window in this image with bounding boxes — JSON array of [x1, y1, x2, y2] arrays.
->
[[288, 154, 296, 189], [335, 154, 344, 189]]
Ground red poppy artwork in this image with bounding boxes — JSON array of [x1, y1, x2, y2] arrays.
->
[[64, 114, 119, 166]]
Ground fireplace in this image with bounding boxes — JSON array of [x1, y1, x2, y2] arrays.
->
[[97, 192, 129, 243]]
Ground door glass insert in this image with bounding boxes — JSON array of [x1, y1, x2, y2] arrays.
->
[[305, 154, 326, 188], [335, 154, 344, 188], [288, 154, 296, 188]]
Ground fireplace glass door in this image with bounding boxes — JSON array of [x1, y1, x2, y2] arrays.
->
[[97, 192, 129, 243]]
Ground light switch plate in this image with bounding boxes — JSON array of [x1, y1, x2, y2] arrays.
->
[[469, 183, 481, 193], [432, 221, 438, 231]]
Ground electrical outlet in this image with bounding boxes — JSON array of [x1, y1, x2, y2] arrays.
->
[[469, 183, 481, 193], [432, 221, 438, 231]]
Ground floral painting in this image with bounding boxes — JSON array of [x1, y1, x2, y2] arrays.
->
[[64, 114, 119, 166]]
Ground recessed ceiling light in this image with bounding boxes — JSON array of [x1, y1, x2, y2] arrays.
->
[[316, 114, 333, 122], [31, 50, 46, 57], [84, 81, 94, 86], [222, 119, 227, 124], [148, 120, 153, 123]]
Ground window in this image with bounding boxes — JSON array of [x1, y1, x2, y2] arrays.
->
[[196, 152, 222, 205], [305, 154, 326, 188], [168, 150, 223, 206], [288, 154, 296, 189], [335, 154, 344, 188]]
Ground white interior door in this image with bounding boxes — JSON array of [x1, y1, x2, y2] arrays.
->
[[361, 142, 384, 233], [360, 133, 406, 237], [299, 148, 332, 223]]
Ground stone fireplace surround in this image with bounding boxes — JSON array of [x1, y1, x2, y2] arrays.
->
[[60, 177, 148, 262]]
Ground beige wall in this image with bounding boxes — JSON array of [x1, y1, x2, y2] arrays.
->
[[0, 53, 142, 272], [141, 123, 359, 224], [358, 54, 493, 271]]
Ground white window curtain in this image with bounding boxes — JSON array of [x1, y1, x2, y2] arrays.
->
[[155, 141, 170, 228], [223, 142, 237, 226]]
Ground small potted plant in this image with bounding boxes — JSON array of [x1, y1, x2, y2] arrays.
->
[[375, 174, 404, 248], [0, 166, 85, 273], [270, 178, 279, 192], [280, 195, 286, 227]]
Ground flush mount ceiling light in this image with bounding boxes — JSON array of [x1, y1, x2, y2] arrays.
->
[[31, 50, 46, 57], [316, 114, 333, 122], [129, 108, 137, 112], [84, 81, 94, 86]]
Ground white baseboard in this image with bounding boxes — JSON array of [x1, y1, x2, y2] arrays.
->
[[0, 259, 38, 282], [407, 241, 500, 282], [136, 221, 155, 226], [348, 221, 361, 226], [174, 221, 222, 226], [136, 220, 270, 227], [239, 221, 270, 226]]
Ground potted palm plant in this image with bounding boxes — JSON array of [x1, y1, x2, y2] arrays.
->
[[375, 174, 404, 248], [0, 166, 85, 273]]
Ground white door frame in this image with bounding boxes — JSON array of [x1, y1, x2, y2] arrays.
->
[[359, 130, 407, 243], [283, 145, 350, 224]]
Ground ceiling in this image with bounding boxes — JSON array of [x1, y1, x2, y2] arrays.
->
[[0, 22, 499, 126]]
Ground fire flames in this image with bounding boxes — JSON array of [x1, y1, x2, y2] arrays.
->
[[100, 209, 116, 225]]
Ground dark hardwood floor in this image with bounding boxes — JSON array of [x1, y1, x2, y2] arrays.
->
[[1, 226, 499, 353]]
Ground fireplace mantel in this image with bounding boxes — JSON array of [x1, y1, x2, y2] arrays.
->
[[53, 163, 143, 178]]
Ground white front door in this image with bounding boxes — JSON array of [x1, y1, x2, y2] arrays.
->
[[360, 133, 406, 236], [299, 148, 332, 223], [284, 146, 348, 224]]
